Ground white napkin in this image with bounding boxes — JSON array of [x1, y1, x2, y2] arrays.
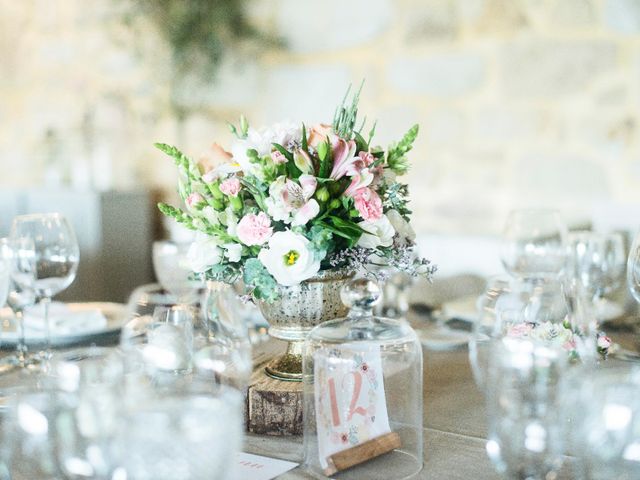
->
[[22, 302, 108, 337]]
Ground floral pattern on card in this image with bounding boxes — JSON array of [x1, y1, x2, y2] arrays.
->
[[314, 344, 391, 469]]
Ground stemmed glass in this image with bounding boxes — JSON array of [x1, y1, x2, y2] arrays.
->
[[501, 209, 568, 281], [0, 238, 37, 372], [567, 231, 626, 320], [152, 240, 202, 303], [626, 230, 640, 305], [9, 213, 80, 363]]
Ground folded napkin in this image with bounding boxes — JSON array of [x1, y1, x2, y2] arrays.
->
[[22, 302, 108, 337]]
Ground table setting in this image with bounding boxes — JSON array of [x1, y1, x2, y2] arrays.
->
[[0, 85, 640, 480]]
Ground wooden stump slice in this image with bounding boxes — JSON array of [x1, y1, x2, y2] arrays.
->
[[245, 339, 304, 436]]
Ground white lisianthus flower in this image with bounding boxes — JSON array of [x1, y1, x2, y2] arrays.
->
[[258, 231, 320, 286], [187, 236, 223, 273], [357, 215, 396, 249], [223, 243, 242, 262], [386, 209, 416, 242]]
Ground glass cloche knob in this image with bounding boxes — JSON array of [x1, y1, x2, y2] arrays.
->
[[340, 278, 381, 313]]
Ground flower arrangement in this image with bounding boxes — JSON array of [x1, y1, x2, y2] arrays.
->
[[157, 86, 436, 301]]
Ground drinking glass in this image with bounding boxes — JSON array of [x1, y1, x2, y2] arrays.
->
[[0, 388, 75, 480], [565, 361, 640, 480], [152, 240, 202, 303], [193, 282, 252, 392], [469, 276, 596, 390], [9, 213, 80, 361], [121, 292, 196, 377], [501, 209, 568, 281], [485, 337, 567, 480], [0, 240, 9, 308], [567, 231, 626, 316], [626, 231, 640, 305], [113, 386, 243, 480], [47, 347, 124, 480]]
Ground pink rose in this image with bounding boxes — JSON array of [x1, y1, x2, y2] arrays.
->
[[236, 212, 273, 246], [354, 188, 383, 221], [185, 192, 205, 211], [220, 177, 241, 197], [307, 123, 333, 148], [270, 150, 288, 165], [197, 142, 233, 176]]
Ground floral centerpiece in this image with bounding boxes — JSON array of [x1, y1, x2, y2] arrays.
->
[[157, 86, 436, 301]]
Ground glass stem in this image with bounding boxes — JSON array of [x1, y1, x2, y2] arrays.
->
[[40, 296, 52, 361], [16, 309, 27, 366]]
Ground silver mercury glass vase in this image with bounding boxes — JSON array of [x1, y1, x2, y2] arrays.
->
[[255, 268, 354, 381]]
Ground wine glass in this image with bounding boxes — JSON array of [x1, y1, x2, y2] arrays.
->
[[501, 209, 568, 281], [9, 213, 80, 362], [626, 231, 640, 305], [0, 238, 38, 370], [485, 337, 567, 479], [0, 239, 9, 308], [152, 240, 202, 303], [567, 231, 626, 320]]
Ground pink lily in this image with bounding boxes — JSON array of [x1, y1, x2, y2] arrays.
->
[[329, 139, 357, 180], [344, 169, 374, 197]]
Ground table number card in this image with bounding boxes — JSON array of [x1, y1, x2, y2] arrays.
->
[[314, 344, 391, 471]]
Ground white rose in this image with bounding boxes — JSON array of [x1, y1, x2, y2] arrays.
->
[[357, 215, 396, 249], [258, 231, 320, 287], [187, 236, 223, 273], [386, 209, 415, 242], [223, 243, 242, 262]]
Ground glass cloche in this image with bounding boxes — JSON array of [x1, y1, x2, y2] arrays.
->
[[303, 278, 423, 479]]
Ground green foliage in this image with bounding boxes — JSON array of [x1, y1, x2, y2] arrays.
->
[[243, 258, 278, 302], [386, 124, 419, 175], [380, 182, 412, 219], [205, 263, 242, 284], [332, 81, 364, 139], [308, 225, 333, 262]]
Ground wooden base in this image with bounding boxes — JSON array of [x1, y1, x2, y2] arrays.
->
[[245, 339, 304, 436]]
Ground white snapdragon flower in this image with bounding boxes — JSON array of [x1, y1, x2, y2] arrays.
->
[[187, 236, 223, 273], [258, 231, 320, 286], [357, 215, 396, 249]]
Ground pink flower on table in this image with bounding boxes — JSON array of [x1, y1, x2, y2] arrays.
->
[[236, 212, 273, 246], [271, 150, 288, 165], [329, 138, 357, 180], [185, 192, 205, 211], [353, 188, 383, 221], [597, 335, 612, 350], [220, 177, 241, 197], [506, 323, 532, 338]]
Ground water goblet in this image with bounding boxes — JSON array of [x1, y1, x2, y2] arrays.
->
[[501, 209, 568, 281], [9, 213, 80, 363], [152, 240, 202, 303], [567, 231, 625, 319]]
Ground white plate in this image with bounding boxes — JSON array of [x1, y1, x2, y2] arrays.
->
[[0, 302, 127, 347]]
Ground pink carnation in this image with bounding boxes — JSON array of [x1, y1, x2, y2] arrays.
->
[[356, 151, 375, 169], [597, 335, 612, 350], [354, 188, 383, 221], [220, 177, 241, 197], [236, 212, 273, 246], [185, 192, 205, 211], [271, 150, 288, 165]]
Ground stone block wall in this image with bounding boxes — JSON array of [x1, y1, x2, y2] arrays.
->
[[2, 0, 640, 235]]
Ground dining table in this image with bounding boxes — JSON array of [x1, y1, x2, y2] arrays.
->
[[0, 302, 638, 480]]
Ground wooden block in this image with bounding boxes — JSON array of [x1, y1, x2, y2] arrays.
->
[[324, 432, 402, 476], [245, 339, 304, 436]]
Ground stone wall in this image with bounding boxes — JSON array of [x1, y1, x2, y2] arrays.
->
[[2, 0, 640, 235]]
